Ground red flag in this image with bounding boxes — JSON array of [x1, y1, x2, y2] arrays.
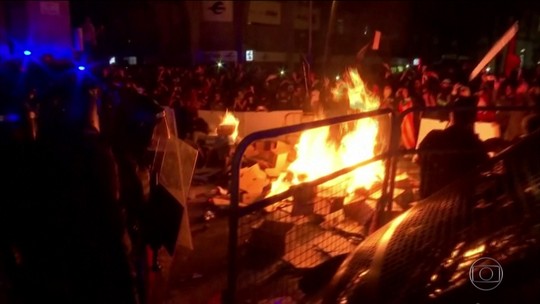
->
[[504, 35, 521, 77], [372, 31, 381, 50]]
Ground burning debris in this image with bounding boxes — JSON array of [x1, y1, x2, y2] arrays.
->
[[266, 68, 385, 207], [239, 164, 271, 205], [209, 68, 419, 213], [245, 140, 291, 177], [195, 110, 241, 184], [210, 139, 292, 206], [218, 110, 240, 144], [206, 69, 419, 278]]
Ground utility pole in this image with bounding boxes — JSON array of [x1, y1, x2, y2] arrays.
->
[[322, 0, 337, 75], [234, 1, 244, 64], [308, 0, 313, 62]]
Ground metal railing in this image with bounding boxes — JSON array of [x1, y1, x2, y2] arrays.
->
[[283, 111, 316, 127], [220, 105, 535, 303]]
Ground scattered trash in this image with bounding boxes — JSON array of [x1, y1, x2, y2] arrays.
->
[[239, 164, 270, 205], [203, 210, 216, 221], [218, 186, 228, 195]]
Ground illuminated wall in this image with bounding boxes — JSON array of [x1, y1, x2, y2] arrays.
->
[[5, 1, 72, 58]]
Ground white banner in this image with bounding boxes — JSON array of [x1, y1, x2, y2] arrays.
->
[[248, 1, 281, 25], [294, 7, 320, 30], [204, 50, 238, 62], [417, 118, 501, 149], [199, 110, 303, 138], [202, 1, 233, 23]]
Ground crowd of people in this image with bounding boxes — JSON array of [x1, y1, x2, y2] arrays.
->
[[2, 56, 540, 150], [102, 60, 540, 147]]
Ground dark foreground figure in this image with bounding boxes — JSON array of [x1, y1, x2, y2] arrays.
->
[[2, 125, 137, 304], [314, 129, 540, 304], [418, 96, 489, 199], [0, 63, 140, 303]]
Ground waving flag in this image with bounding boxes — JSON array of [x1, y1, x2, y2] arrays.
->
[[469, 22, 518, 81], [504, 33, 521, 77]]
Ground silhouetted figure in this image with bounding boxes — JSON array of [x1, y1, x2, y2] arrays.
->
[[2, 68, 138, 303], [418, 97, 489, 199], [523, 114, 540, 135]]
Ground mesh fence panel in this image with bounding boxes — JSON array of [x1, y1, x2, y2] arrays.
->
[[228, 113, 393, 303]]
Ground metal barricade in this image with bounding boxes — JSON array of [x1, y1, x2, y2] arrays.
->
[[283, 112, 316, 127], [225, 109, 396, 303]]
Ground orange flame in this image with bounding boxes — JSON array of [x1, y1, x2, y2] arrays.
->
[[219, 110, 240, 141], [267, 68, 384, 202]]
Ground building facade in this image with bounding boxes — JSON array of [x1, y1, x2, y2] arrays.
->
[[0, 1, 73, 59], [517, 10, 540, 68], [192, 0, 326, 69]]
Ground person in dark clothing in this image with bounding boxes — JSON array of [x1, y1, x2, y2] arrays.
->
[[523, 114, 540, 135], [2, 79, 138, 303], [418, 96, 489, 199]]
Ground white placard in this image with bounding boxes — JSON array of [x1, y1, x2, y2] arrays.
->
[[417, 118, 501, 148]]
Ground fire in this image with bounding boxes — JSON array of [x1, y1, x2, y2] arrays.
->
[[267, 68, 384, 202], [219, 110, 240, 141]]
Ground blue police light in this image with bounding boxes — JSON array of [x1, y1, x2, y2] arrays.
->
[[23, 50, 32, 56], [1, 113, 21, 123], [78, 65, 86, 71]]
